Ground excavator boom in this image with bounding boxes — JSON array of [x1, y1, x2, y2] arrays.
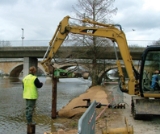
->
[[41, 16, 70, 73], [41, 16, 137, 95]]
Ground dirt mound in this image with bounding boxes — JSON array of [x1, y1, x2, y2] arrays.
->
[[58, 85, 109, 118]]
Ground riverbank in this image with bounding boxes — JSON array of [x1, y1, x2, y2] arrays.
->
[[45, 81, 160, 134], [44, 85, 113, 134]]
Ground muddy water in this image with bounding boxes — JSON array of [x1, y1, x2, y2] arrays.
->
[[0, 77, 91, 134]]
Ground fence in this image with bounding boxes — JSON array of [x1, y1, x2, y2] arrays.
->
[[0, 40, 156, 47], [0, 40, 78, 47], [78, 100, 96, 134]]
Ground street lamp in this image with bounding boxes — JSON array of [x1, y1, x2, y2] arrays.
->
[[21, 28, 24, 46]]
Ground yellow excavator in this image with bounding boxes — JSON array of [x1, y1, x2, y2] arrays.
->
[[41, 16, 160, 119]]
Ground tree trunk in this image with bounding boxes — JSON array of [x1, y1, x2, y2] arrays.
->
[[91, 58, 98, 86]]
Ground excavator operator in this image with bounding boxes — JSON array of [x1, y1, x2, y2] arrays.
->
[[150, 70, 160, 90]]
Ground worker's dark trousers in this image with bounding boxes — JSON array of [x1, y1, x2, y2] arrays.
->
[[25, 99, 36, 124]]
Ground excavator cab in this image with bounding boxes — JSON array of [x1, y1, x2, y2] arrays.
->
[[131, 46, 160, 119], [140, 46, 160, 97]]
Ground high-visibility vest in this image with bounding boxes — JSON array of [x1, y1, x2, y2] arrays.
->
[[23, 74, 38, 99]]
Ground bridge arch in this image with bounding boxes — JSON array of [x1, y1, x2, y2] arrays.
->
[[38, 63, 46, 75], [0, 62, 22, 76], [10, 64, 23, 77], [9, 63, 46, 78], [0, 66, 5, 74], [98, 65, 127, 84], [54, 63, 89, 70]]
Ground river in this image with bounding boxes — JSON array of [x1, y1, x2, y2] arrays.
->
[[0, 76, 91, 134]]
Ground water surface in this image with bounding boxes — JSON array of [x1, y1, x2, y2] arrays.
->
[[0, 77, 91, 134]]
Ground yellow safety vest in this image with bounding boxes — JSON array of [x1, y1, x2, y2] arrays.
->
[[23, 74, 38, 99]]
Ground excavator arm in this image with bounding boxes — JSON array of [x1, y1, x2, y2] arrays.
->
[[41, 16, 138, 95], [41, 16, 70, 73]]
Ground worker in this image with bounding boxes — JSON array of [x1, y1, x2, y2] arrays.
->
[[22, 66, 43, 124], [150, 70, 160, 90]]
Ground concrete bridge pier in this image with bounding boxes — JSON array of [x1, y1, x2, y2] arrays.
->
[[23, 57, 38, 77]]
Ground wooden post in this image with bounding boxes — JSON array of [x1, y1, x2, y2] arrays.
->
[[52, 76, 57, 119], [27, 123, 36, 134]]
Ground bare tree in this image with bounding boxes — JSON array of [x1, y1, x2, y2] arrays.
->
[[0, 40, 11, 47], [72, 0, 117, 86], [151, 39, 160, 46]]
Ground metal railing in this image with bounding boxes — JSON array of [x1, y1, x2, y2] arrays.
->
[[0, 40, 49, 47], [0, 40, 78, 47], [0, 40, 156, 47], [78, 100, 96, 134]]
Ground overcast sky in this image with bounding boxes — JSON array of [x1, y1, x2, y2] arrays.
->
[[0, 0, 160, 46]]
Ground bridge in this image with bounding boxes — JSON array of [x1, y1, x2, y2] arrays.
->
[[0, 46, 144, 59], [0, 59, 139, 80], [0, 46, 144, 78]]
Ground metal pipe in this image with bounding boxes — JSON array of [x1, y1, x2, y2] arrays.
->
[[102, 126, 134, 134], [52, 76, 57, 119], [27, 124, 36, 134], [102, 118, 134, 134]]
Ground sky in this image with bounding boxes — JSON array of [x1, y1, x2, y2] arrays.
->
[[0, 0, 160, 47], [113, 0, 160, 46]]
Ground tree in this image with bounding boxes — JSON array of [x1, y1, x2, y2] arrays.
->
[[151, 39, 160, 46], [72, 0, 117, 86], [0, 40, 11, 47]]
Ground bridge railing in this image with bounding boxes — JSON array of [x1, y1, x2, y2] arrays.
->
[[0, 40, 155, 47], [0, 40, 78, 47], [0, 40, 49, 47]]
